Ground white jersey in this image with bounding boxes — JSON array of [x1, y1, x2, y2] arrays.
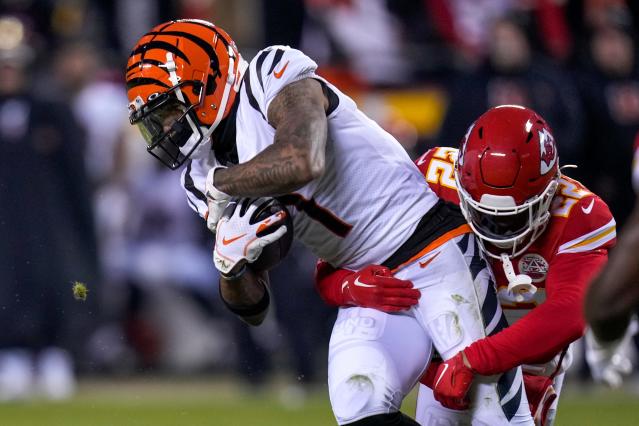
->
[[182, 46, 437, 269]]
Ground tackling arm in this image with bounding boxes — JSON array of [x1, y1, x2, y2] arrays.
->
[[464, 251, 608, 375], [314, 261, 420, 312], [213, 78, 329, 196], [585, 204, 639, 342], [430, 251, 608, 410]]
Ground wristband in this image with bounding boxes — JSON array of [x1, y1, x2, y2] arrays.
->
[[221, 264, 247, 281], [219, 280, 270, 318], [205, 166, 230, 200]]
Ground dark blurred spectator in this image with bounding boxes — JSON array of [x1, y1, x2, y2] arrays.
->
[[577, 22, 639, 226], [437, 15, 583, 165], [304, 0, 411, 86], [263, 0, 306, 47], [420, 0, 517, 66], [0, 16, 99, 400], [50, 41, 128, 186]]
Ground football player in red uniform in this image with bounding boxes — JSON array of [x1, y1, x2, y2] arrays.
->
[[584, 135, 639, 380], [316, 105, 616, 425]]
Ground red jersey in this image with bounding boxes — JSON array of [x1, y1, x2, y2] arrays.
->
[[415, 147, 616, 375]]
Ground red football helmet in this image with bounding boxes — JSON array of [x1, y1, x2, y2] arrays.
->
[[126, 19, 246, 169], [455, 105, 560, 259]]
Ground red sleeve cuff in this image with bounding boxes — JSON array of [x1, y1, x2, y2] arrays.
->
[[314, 260, 353, 307]]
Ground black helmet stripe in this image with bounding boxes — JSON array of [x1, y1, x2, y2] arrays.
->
[[148, 30, 221, 75], [132, 41, 191, 65], [126, 77, 171, 91], [174, 20, 231, 47]]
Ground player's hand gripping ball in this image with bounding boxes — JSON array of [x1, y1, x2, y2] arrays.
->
[[214, 197, 293, 277]]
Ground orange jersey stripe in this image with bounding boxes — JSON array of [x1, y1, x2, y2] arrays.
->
[[392, 224, 471, 272]]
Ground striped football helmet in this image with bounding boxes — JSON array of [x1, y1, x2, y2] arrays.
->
[[126, 19, 246, 169]]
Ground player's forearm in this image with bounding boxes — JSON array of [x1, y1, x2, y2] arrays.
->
[[465, 299, 585, 375], [214, 78, 328, 197], [586, 207, 639, 341], [214, 138, 322, 197], [219, 268, 270, 326]]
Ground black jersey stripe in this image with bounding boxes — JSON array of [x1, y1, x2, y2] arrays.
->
[[126, 77, 171, 91], [469, 246, 487, 281], [456, 233, 470, 253], [278, 194, 353, 237], [184, 161, 207, 203], [319, 81, 340, 116], [481, 280, 499, 328], [186, 195, 199, 212], [267, 48, 285, 75], [243, 68, 266, 120], [489, 315, 509, 336], [498, 371, 523, 421], [133, 41, 191, 65], [255, 50, 272, 91]]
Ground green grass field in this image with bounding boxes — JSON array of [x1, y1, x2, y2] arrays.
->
[[0, 378, 636, 426]]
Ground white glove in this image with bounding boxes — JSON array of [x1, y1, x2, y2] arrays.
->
[[205, 166, 231, 233], [585, 318, 637, 388], [214, 198, 288, 277]]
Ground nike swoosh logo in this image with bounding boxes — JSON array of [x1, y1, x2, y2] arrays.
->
[[273, 61, 289, 79], [353, 276, 376, 288], [341, 280, 349, 293], [581, 198, 595, 215], [434, 363, 449, 389], [256, 211, 286, 234], [419, 251, 441, 268], [222, 233, 246, 245]]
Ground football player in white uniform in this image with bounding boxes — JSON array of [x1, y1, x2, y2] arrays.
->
[[125, 20, 532, 425]]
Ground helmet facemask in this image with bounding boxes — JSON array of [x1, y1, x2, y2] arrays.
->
[[130, 81, 207, 169], [456, 171, 559, 259]]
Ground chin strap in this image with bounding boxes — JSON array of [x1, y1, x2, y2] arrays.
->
[[202, 45, 247, 141], [500, 253, 537, 303]]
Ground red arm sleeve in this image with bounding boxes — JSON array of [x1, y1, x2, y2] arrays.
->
[[314, 260, 353, 307], [464, 251, 608, 375]]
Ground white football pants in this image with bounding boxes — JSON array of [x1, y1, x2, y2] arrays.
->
[[327, 234, 533, 425]]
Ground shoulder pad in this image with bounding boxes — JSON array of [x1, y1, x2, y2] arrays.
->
[[245, 46, 318, 119], [555, 191, 616, 255], [415, 147, 460, 204]]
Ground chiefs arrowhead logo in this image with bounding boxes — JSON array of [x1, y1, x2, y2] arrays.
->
[[538, 128, 557, 175], [518, 253, 549, 283]]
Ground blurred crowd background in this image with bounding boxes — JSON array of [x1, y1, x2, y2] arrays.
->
[[1, 0, 638, 403]]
